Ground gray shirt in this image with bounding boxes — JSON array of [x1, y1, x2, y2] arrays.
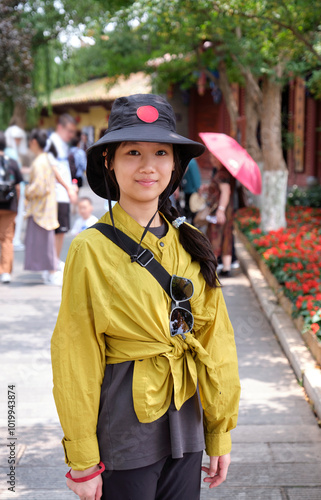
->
[[97, 223, 205, 470]]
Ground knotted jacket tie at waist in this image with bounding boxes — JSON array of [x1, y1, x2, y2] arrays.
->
[[106, 320, 221, 423]]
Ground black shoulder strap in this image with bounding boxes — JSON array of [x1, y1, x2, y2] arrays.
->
[[0, 155, 7, 170], [92, 222, 172, 297], [0, 155, 9, 181]]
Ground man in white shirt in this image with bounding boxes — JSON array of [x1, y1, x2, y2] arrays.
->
[[47, 114, 77, 262]]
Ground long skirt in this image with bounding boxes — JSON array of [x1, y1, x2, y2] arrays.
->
[[206, 210, 234, 258], [24, 217, 57, 271]]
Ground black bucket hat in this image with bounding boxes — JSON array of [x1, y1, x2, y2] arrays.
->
[[86, 93, 205, 200]]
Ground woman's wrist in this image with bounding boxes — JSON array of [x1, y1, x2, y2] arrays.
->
[[68, 462, 104, 481], [71, 464, 99, 477], [218, 205, 226, 212]]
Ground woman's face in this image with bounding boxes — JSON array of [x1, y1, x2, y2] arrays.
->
[[110, 141, 174, 208], [29, 138, 39, 154]]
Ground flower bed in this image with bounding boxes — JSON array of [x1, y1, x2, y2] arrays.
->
[[235, 206, 321, 345]]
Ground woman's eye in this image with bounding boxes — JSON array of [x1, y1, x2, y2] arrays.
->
[[156, 150, 167, 156], [128, 150, 140, 156]]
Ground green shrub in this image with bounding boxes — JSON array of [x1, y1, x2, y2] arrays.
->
[[287, 184, 321, 208]]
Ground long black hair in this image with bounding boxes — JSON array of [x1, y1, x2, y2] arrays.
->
[[29, 129, 48, 150], [104, 142, 219, 288]]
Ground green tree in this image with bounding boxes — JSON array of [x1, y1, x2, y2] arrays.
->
[[0, 0, 119, 129], [61, 21, 153, 86], [100, 0, 321, 231], [0, 1, 33, 128]]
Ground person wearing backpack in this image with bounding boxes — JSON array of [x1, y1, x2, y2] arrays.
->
[[69, 133, 87, 188], [0, 132, 23, 283], [51, 94, 240, 500]]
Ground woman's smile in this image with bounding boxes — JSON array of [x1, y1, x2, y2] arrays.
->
[[136, 178, 158, 187]]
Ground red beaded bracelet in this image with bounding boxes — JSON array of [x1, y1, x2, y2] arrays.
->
[[66, 461, 105, 483]]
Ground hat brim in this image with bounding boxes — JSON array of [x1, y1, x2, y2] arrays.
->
[[86, 124, 205, 200]]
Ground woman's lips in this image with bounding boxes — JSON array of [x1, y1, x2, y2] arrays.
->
[[136, 179, 157, 186]]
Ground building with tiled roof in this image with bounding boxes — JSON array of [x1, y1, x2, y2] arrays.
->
[[40, 72, 152, 140]]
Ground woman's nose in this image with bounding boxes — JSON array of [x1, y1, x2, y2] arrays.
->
[[139, 155, 156, 172]]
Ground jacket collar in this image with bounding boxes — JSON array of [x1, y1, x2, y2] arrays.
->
[[102, 202, 176, 251]]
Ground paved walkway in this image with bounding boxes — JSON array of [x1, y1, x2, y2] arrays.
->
[[0, 186, 321, 499]]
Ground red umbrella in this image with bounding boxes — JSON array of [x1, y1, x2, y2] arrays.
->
[[199, 133, 262, 195]]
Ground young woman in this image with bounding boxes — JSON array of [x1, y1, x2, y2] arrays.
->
[[205, 156, 235, 277], [24, 129, 62, 285], [51, 94, 240, 500], [25, 129, 77, 285]]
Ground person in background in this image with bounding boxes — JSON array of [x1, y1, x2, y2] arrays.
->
[[24, 129, 63, 286], [71, 197, 98, 236], [206, 155, 235, 278], [79, 131, 92, 151], [46, 114, 77, 268], [0, 132, 23, 283], [69, 133, 87, 189], [4, 124, 28, 163], [181, 158, 201, 221], [4, 124, 28, 251]]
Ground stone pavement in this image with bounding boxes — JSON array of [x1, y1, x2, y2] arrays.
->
[[1, 185, 321, 499]]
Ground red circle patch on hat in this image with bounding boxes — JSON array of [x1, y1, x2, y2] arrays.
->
[[137, 106, 159, 123]]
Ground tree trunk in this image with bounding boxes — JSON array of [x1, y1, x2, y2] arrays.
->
[[245, 84, 263, 209], [245, 85, 262, 164], [205, 63, 239, 138], [217, 60, 239, 138], [260, 74, 288, 232], [9, 101, 27, 130]]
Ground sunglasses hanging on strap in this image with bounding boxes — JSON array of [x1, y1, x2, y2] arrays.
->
[[91, 223, 194, 339]]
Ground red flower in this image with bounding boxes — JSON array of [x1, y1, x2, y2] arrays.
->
[[311, 323, 320, 334]]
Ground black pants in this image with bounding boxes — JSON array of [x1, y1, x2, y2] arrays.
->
[[101, 451, 203, 500]]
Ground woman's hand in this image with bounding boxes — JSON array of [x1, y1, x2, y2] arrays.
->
[[201, 453, 231, 488], [216, 207, 226, 225], [66, 464, 103, 500], [67, 185, 78, 204]]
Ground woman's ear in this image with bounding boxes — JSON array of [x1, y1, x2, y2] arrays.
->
[[103, 150, 113, 170], [104, 158, 114, 171], [102, 151, 108, 169]]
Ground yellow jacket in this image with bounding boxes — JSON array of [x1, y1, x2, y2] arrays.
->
[[51, 203, 240, 470], [24, 152, 59, 231]]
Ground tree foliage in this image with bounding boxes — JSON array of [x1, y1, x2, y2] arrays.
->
[[1, 0, 321, 130], [0, 0, 122, 128], [136, 1, 319, 84], [59, 21, 152, 86], [0, 1, 34, 115]]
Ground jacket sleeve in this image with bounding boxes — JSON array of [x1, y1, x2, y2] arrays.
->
[[196, 286, 241, 457], [51, 238, 107, 470]]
